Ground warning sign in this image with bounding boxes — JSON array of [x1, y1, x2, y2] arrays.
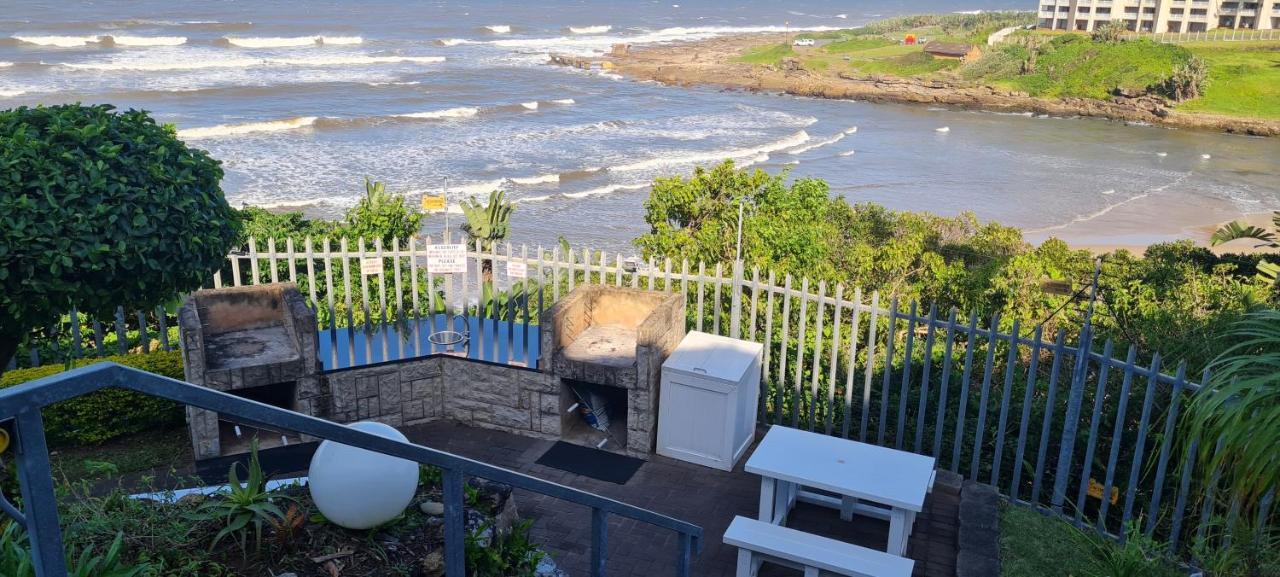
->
[[420, 195, 446, 212], [360, 257, 383, 276], [426, 244, 467, 274], [506, 260, 527, 279]]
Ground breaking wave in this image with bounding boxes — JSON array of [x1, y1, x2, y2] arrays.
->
[[785, 132, 844, 155], [395, 107, 479, 120], [568, 25, 612, 34], [521, 101, 539, 110], [105, 35, 188, 46], [484, 25, 512, 34], [12, 35, 101, 47], [0, 89, 26, 97], [551, 98, 576, 105], [510, 174, 560, 185], [224, 36, 320, 48], [611, 131, 810, 173], [61, 54, 444, 71], [177, 116, 319, 139]]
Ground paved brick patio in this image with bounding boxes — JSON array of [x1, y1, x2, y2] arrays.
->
[[403, 421, 961, 577]]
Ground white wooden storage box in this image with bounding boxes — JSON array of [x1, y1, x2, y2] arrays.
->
[[657, 331, 764, 471]]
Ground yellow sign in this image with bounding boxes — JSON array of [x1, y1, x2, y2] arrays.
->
[[420, 194, 446, 212], [0, 428, 9, 454], [1087, 478, 1119, 505]]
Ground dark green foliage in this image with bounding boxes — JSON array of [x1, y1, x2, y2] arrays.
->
[[189, 441, 288, 555], [0, 104, 239, 367], [0, 522, 150, 577], [1182, 310, 1280, 514], [465, 520, 544, 577], [343, 178, 425, 245], [638, 162, 1273, 372], [0, 351, 184, 444]]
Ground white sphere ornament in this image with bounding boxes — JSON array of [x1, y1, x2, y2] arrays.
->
[[308, 421, 419, 530]]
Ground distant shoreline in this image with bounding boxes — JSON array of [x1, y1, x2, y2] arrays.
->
[[586, 33, 1280, 137]]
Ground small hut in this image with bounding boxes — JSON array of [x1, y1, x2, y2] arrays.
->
[[923, 41, 982, 61]]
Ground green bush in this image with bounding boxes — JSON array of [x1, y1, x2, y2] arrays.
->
[[0, 103, 239, 367], [0, 351, 185, 445]]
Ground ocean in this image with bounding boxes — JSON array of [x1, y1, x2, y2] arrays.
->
[[3, 0, 1277, 252]]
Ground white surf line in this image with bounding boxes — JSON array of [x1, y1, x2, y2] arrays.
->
[[1027, 173, 1192, 234], [177, 116, 318, 139]]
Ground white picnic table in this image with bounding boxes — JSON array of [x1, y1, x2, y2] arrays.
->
[[744, 425, 937, 557]]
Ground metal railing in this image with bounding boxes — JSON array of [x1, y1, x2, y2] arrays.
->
[[10, 237, 1277, 552], [1123, 27, 1280, 41], [0, 363, 703, 577]]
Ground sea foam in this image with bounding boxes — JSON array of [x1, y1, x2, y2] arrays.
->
[[510, 174, 560, 185], [568, 25, 612, 34], [13, 35, 101, 47], [611, 130, 810, 172], [177, 116, 318, 139], [785, 132, 844, 154], [396, 107, 479, 120], [107, 35, 188, 46], [225, 36, 319, 48], [319, 36, 363, 45]]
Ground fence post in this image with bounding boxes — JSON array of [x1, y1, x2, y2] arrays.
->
[[1051, 322, 1093, 513], [729, 260, 744, 339], [14, 410, 69, 577]]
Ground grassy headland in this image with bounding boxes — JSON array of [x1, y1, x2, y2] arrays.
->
[[602, 12, 1280, 135]]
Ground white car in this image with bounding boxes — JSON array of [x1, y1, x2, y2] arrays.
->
[[792, 38, 815, 46]]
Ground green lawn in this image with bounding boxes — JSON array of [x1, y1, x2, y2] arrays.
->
[[1000, 504, 1185, 577], [1179, 41, 1280, 119], [991, 37, 1191, 100], [736, 43, 795, 65]]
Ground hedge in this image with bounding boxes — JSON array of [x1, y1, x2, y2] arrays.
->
[[0, 351, 185, 445]]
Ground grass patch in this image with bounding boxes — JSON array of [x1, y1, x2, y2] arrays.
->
[[823, 37, 896, 54], [853, 51, 960, 76], [50, 426, 190, 484], [1179, 41, 1280, 119], [737, 42, 795, 66], [994, 37, 1191, 100], [1000, 504, 1185, 577]]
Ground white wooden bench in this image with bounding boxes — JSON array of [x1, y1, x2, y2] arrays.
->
[[723, 516, 915, 577]]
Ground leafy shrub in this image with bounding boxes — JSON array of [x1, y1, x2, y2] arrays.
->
[[0, 103, 239, 367], [0, 350, 184, 444], [1, 521, 149, 577], [342, 178, 425, 245], [465, 520, 544, 577], [1092, 21, 1129, 43], [189, 441, 288, 555]]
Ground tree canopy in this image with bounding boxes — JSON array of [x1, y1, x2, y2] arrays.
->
[[635, 160, 1274, 370], [0, 104, 240, 368]]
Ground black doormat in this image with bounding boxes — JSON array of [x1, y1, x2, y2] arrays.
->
[[535, 441, 644, 485], [194, 442, 318, 484]]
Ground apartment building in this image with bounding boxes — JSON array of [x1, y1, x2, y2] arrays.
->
[[1038, 0, 1280, 33]]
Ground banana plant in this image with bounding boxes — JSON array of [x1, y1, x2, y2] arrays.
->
[[1211, 211, 1280, 286], [460, 190, 514, 281]]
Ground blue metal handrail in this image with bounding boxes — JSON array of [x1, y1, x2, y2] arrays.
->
[[0, 363, 702, 577]]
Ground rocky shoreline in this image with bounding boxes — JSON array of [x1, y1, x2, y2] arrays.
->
[[578, 33, 1280, 137]]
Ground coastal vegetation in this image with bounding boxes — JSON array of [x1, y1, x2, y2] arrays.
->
[[0, 104, 240, 376], [740, 13, 1279, 121], [636, 161, 1276, 373]]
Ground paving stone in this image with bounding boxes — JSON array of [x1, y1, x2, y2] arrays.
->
[[401, 421, 960, 577]]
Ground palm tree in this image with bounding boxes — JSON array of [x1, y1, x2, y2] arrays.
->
[[1211, 211, 1280, 285], [460, 190, 514, 281], [1182, 309, 1280, 515]]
